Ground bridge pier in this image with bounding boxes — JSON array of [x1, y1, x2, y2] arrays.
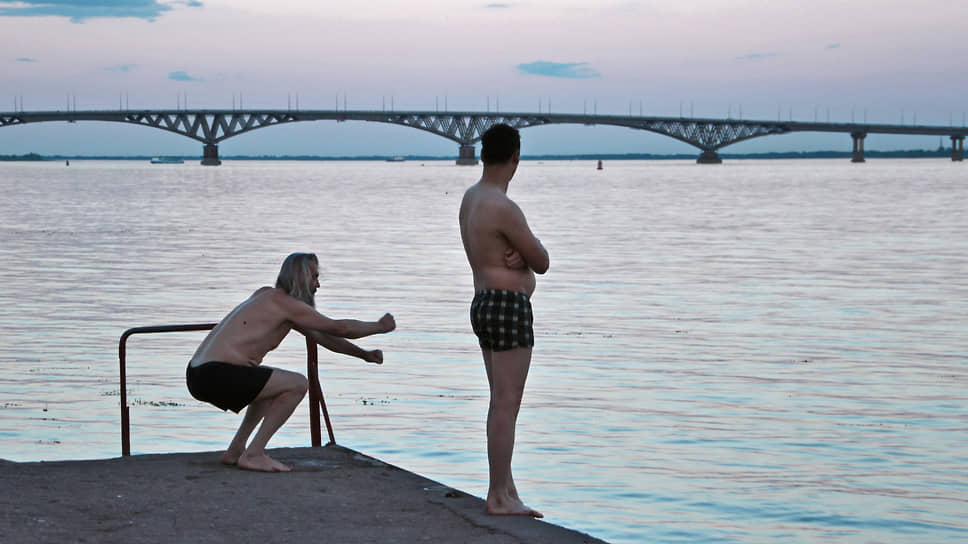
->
[[201, 144, 221, 166], [456, 144, 478, 166], [951, 136, 964, 162], [851, 132, 867, 163], [696, 150, 722, 164]]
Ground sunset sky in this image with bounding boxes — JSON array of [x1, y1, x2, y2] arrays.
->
[[2, 0, 966, 156]]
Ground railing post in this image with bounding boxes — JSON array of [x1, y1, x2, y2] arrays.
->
[[119, 331, 131, 457], [306, 336, 322, 447], [306, 336, 337, 445]]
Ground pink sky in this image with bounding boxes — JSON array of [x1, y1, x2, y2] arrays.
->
[[2, 0, 966, 155]]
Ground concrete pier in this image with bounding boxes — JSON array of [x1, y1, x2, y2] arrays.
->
[[456, 144, 479, 165], [0, 444, 606, 544], [201, 144, 221, 166], [697, 150, 723, 164], [851, 132, 867, 163], [951, 136, 964, 161]]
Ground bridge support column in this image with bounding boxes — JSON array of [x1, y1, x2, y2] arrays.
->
[[951, 136, 964, 162], [201, 144, 221, 166], [696, 150, 722, 164], [456, 144, 478, 166], [851, 132, 866, 163]]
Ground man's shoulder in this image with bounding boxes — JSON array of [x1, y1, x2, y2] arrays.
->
[[246, 287, 290, 308], [259, 287, 314, 312], [245, 287, 307, 319], [250, 286, 276, 299], [466, 183, 514, 209]]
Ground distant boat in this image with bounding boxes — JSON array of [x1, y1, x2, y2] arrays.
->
[[385, 156, 406, 162], [150, 157, 184, 164]]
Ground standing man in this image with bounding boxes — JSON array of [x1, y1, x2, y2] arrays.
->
[[459, 124, 549, 517], [187, 252, 395, 473]]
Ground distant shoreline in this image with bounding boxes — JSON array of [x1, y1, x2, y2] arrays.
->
[[0, 149, 956, 162]]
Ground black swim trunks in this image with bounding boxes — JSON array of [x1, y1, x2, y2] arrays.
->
[[186, 361, 273, 413], [470, 289, 534, 351]]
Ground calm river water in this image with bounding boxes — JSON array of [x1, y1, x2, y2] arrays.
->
[[0, 159, 966, 543]]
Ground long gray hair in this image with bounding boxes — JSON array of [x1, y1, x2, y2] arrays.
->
[[276, 252, 318, 307]]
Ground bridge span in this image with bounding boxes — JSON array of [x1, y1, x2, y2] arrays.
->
[[1, 108, 965, 165]]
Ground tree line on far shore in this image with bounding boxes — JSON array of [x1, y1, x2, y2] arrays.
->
[[0, 153, 44, 161], [0, 148, 957, 162]]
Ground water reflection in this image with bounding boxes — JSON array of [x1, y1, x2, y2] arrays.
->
[[0, 159, 966, 543]]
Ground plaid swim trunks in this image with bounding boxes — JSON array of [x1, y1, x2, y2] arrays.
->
[[470, 289, 534, 351]]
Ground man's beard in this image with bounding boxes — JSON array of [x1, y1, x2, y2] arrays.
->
[[290, 285, 315, 308]]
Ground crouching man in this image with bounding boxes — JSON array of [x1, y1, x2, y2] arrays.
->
[[186, 252, 395, 472]]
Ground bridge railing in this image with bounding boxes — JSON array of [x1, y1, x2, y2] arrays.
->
[[118, 323, 334, 456]]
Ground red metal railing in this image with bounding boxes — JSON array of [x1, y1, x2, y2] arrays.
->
[[118, 324, 334, 456]]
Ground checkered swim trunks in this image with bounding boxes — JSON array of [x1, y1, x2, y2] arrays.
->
[[470, 289, 534, 351]]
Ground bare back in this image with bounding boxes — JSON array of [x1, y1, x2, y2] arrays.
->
[[189, 287, 297, 368], [459, 182, 548, 295]]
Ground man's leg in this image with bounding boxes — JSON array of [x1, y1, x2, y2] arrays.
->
[[221, 396, 271, 466], [483, 347, 542, 517], [232, 367, 308, 472]]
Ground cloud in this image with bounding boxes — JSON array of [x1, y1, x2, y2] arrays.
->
[[825, 43, 841, 50], [0, 0, 202, 23], [484, 3, 511, 7], [736, 52, 778, 61], [16, 57, 37, 62], [168, 70, 203, 82], [517, 61, 600, 79], [107, 64, 135, 72]]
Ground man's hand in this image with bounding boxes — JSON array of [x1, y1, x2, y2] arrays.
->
[[379, 313, 396, 333], [364, 349, 384, 365], [504, 248, 526, 269]]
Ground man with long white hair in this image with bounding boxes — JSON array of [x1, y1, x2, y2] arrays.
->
[[187, 252, 395, 472]]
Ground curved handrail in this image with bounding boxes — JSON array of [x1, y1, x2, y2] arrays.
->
[[118, 323, 334, 456]]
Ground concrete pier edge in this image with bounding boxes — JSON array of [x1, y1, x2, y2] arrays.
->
[[0, 444, 608, 544]]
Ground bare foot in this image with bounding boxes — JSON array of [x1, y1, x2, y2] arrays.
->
[[267, 456, 292, 472], [236, 452, 292, 472], [486, 496, 543, 518], [220, 448, 243, 466]]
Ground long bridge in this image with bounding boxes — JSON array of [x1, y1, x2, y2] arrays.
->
[[1, 108, 965, 165]]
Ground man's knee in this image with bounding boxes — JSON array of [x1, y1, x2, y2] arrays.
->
[[492, 397, 523, 413], [292, 374, 309, 395], [276, 370, 308, 395]]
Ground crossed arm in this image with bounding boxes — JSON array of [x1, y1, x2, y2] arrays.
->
[[499, 200, 549, 274]]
